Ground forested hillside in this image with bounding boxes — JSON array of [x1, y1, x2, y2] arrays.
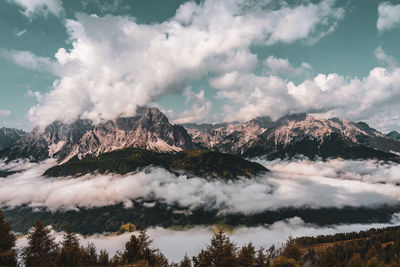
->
[[44, 148, 268, 180], [2, 209, 400, 267]]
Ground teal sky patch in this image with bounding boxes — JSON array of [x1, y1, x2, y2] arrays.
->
[[1, 0, 400, 131]]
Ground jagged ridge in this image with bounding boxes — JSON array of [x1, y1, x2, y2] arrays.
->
[[0, 107, 195, 163], [2, 109, 400, 163]]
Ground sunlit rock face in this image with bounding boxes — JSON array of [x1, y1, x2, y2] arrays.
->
[[184, 116, 273, 154], [62, 107, 195, 163], [0, 107, 195, 163], [2, 108, 400, 163], [241, 114, 400, 161]]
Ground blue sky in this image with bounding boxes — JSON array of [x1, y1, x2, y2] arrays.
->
[[1, 0, 400, 132]]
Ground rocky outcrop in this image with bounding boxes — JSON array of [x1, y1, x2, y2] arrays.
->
[[2, 108, 400, 163], [0, 128, 25, 151], [1, 108, 195, 163], [184, 116, 272, 154], [240, 114, 400, 161], [387, 131, 400, 142], [0, 120, 94, 162], [62, 108, 195, 162]]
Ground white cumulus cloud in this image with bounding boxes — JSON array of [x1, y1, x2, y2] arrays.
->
[[264, 56, 311, 77], [170, 87, 213, 124], [23, 0, 344, 127], [210, 58, 400, 130], [377, 2, 400, 32]]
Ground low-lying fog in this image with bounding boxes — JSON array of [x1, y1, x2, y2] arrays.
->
[[1, 158, 400, 213], [15, 215, 400, 262]]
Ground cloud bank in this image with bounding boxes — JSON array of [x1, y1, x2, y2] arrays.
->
[[5, 0, 400, 131], [18, 0, 344, 126], [15, 215, 400, 262], [211, 54, 400, 131], [1, 158, 400, 213]]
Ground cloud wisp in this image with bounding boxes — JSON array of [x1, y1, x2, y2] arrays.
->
[[15, 215, 400, 263], [3, 50, 60, 74], [1, 158, 400, 213], [7, 0, 64, 18], [0, 109, 11, 117]]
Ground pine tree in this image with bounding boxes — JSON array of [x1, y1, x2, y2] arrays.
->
[[98, 249, 109, 266], [255, 248, 269, 267], [192, 249, 212, 267], [123, 229, 159, 266], [281, 238, 301, 262], [238, 243, 256, 267], [22, 221, 58, 267], [82, 242, 97, 266], [153, 251, 169, 267], [0, 209, 17, 267], [208, 228, 238, 266], [193, 228, 238, 267], [180, 254, 192, 267], [347, 253, 365, 267], [57, 225, 83, 266]]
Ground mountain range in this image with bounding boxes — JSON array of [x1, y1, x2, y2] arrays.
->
[[1, 107, 400, 169], [0, 127, 25, 151]]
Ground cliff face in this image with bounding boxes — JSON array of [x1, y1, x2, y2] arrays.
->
[[240, 114, 400, 161], [184, 116, 273, 154], [62, 108, 195, 163], [0, 108, 195, 163], [2, 109, 400, 163], [0, 128, 25, 151]]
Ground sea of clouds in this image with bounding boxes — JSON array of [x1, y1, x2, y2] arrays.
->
[[1, 158, 400, 213]]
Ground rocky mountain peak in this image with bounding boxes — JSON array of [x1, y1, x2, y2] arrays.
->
[[387, 131, 400, 141], [2, 108, 400, 163], [60, 107, 195, 162], [241, 114, 400, 160], [0, 107, 195, 163], [0, 127, 26, 151]]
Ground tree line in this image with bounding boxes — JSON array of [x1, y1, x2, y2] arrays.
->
[[2, 208, 400, 267]]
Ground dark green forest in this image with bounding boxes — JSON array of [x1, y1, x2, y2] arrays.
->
[[43, 148, 268, 180], [2, 209, 400, 267], [4, 203, 400, 235]]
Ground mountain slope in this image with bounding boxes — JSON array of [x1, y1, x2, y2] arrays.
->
[[0, 120, 94, 162], [184, 116, 272, 154], [0, 108, 195, 163], [240, 114, 400, 161], [2, 108, 400, 163], [0, 128, 25, 151], [44, 148, 268, 179], [387, 131, 400, 142], [61, 108, 195, 163]]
